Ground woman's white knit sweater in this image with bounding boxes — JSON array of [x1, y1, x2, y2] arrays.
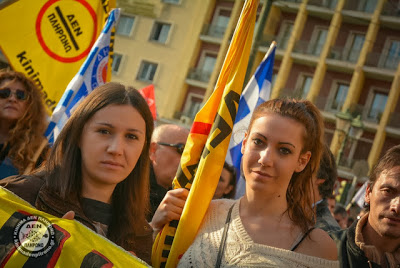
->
[[178, 199, 339, 268]]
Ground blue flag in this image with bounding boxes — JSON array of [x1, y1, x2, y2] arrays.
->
[[45, 9, 120, 143], [225, 42, 276, 198]]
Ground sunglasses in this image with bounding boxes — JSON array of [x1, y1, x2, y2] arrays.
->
[[0, 88, 28, 101], [157, 142, 185, 155]]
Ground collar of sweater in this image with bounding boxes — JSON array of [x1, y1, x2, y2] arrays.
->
[[355, 212, 400, 266]]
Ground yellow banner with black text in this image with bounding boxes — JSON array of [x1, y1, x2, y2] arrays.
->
[[0, 187, 149, 267], [0, 0, 115, 114]]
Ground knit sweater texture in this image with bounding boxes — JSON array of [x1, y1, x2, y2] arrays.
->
[[178, 199, 339, 268]]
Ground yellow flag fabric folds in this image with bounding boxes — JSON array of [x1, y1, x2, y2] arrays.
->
[[152, 1, 259, 267], [0, 0, 115, 114], [0, 187, 149, 267]]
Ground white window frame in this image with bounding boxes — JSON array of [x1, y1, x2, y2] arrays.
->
[[112, 53, 123, 74], [363, 87, 389, 123], [308, 26, 328, 56], [325, 80, 350, 112], [136, 60, 158, 82], [209, 6, 232, 37], [162, 0, 181, 4], [295, 74, 313, 99], [183, 92, 203, 119], [149, 21, 172, 44], [276, 20, 294, 50], [344, 31, 365, 62], [116, 14, 136, 37], [197, 50, 218, 75], [379, 37, 400, 69]]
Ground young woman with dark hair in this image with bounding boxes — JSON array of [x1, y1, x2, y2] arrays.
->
[[0, 82, 154, 263]]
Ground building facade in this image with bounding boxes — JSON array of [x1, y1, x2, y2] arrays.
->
[[111, 0, 399, 179]]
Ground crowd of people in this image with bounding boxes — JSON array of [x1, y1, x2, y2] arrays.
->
[[0, 69, 399, 267]]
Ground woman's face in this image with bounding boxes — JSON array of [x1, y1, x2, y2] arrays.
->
[[0, 79, 28, 123], [241, 113, 311, 197], [80, 104, 146, 191], [213, 168, 234, 199]]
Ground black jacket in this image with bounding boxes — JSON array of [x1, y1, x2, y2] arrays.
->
[[315, 199, 341, 234], [331, 220, 381, 268]]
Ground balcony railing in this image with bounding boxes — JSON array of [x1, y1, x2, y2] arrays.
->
[[327, 46, 361, 63], [308, 0, 337, 9], [200, 24, 227, 39], [365, 52, 400, 70], [342, 0, 377, 13], [293, 40, 324, 56], [381, 1, 400, 17], [187, 68, 212, 83]]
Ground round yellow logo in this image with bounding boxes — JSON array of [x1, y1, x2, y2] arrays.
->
[[36, 0, 98, 62]]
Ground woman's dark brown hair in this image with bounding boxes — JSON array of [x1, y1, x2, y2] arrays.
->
[[45, 82, 154, 248], [0, 69, 47, 172], [247, 98, 324, 233]]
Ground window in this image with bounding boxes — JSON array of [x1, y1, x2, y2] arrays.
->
[[116, 15, 135, 36], [309, 28, 328, 56], [383, 40, 400, 69], [183, 93, 203, 119], [137, 61, 158, 82], [162, 0, 180, 3], [298, 76, 312, 99], [198, 52, 217, 81], [346, 33, 365, 62], [358, 0, 376, 12], [277, 21, 293, 50], [367, 91, 388, 122], [150, 22, 171, 44], [330, 83, 349, 111], [209, 7, 231, 37], [112, 53, 122, 73]]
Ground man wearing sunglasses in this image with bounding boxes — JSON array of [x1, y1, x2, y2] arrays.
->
[[148, 124, 189, 220]]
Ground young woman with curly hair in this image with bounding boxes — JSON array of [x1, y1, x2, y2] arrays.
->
[[0, 69, 47, 178]]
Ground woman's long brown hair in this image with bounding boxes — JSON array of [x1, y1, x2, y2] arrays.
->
[[247, 99, 324, 234], [45, 82, 154, 248]]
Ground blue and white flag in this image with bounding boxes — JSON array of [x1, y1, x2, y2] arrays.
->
[[45, 9, 120, 143], [225, 42, 276, 199]]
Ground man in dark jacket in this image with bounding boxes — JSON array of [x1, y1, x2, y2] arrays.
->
[[332, 145, 400, 267], [313, 144, 341, 233], [148, 124, 189, 220]]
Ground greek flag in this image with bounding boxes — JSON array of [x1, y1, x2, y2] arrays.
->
[[45, 9, 120, 143], [225, 42, 276, 198]]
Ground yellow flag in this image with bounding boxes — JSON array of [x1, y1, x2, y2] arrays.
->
[[0, 187, 149, 267], [152, 1, 259, 267], [0, 0, 115, 114]]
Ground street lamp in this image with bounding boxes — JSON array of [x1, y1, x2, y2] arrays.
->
[[335, 110, 364, 166]]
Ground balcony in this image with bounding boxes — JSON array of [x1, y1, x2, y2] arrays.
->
[[327, 46, 361, 63], [293, 40, 324, 56], [342, 0, 377, 13], [200, 24, 227, 39], [381, 1, 400, 17], [186, 68, 212, 83], [308, 0, 337, 9], [365, 51, 400, 70]]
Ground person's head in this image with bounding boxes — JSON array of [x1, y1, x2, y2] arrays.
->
[[327, 194, 336, 216], [313, 144, 337, 202], [0, 69, 46, 171], [365, 145, 400, 240], [149, 124, 189, 189], [241, 98, 324, 233], [46, 82, 154, 246], [334, 205, 348, 229], [213, 162, 237, 199]]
